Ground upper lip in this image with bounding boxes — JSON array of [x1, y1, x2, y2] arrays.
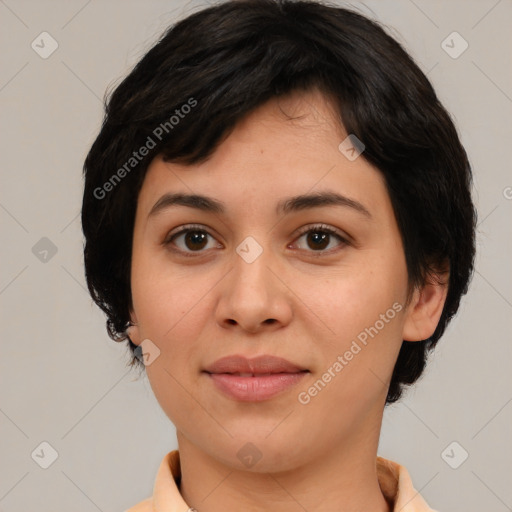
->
[[204, 355, 308, 374]]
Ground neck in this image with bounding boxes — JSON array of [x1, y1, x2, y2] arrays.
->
[[176, 418, 391, 512]]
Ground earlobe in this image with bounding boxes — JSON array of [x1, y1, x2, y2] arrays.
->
[[126, 311, 142, 346], [402, 273, 449, 342]]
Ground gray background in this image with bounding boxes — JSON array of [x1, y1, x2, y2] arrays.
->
[[1, 0, 511, 510]]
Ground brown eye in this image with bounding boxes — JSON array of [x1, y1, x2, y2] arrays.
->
[[304, 231, 330, 250], [181, 230, 208, 251], [165, 225, 221, 255], [293, 224, 348, 253]]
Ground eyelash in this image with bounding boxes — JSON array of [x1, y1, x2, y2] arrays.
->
[[163, 223, 350, 258]]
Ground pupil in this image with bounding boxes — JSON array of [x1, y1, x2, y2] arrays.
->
[[308, 231, 329, 250], [186, 231, 207, 250]]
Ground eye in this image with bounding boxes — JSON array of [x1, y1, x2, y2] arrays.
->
[[163, 223, 350, 257], [291, 224, 349, 254], [164, 224, 221, 255]]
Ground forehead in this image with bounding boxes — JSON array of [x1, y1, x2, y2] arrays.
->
[[136, 89, 390, 221]]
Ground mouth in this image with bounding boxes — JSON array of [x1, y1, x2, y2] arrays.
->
[[204, 369, 309, 402], [203, 354, 308, 374], [203, 354, 309, 401]]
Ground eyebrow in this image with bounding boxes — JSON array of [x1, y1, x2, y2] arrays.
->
[[148, 191, 372, 219]]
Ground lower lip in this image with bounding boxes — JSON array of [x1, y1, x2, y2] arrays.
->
[[206, 372, 308, 402]]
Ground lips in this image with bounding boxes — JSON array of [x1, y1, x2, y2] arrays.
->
[[203, 355, 309, 401], [203, 354, 307, 375]]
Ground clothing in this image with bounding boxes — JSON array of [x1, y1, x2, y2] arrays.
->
[[126, 450, 437, 512]]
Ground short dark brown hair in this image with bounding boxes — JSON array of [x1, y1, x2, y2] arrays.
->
[[81, 0, 476, 403]]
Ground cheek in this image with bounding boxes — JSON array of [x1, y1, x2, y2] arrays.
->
[[130, 260, 218, 419], [138, 271, 215, 430], [301, 260, 406, 344], [294, 250, 407, 401], [131, 248, 215, 342]]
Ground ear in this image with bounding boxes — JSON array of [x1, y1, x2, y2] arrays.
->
[[402, 270, 449, 342], [126, 310, 142, 346]]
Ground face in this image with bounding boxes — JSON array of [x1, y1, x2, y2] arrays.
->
[[128, 88, 437, 472]]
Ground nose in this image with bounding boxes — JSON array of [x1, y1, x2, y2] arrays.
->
[[215, 239, 293, 334]]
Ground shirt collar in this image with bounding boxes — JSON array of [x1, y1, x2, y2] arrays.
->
[[147, 450, 436, 512]]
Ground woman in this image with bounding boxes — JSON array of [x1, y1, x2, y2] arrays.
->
[[81, 1, 476, 510]]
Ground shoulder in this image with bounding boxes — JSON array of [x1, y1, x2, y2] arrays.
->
[[123, 496, 153, 512]]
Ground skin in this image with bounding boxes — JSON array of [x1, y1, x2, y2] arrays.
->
[[128, 88, 447, 511]]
